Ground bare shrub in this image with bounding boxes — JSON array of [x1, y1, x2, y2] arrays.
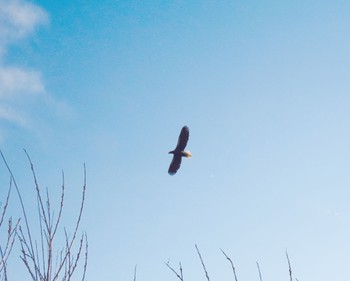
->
[[0, 178, 20, 281], [0, 150, 88, 281]]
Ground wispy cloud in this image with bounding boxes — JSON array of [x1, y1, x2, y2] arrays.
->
[[0, 66, 44, 99], [0, 0, 48, 128], [0, 0, 48, 54], [0, 1, 74, 140], [0, 105, 26, 125]]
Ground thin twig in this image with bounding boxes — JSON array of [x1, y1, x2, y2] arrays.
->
[[70, 234, 85, 278], [5, 150, 87, 281], [165, 261, 184, 281], [0, 177, 18, 280], [52, 164, 87, 281], [0, 217, 19, 273], [256, 262, 263, 281], [81, 234, 88, 281], [24, 150, 52, 280], [179, 262, 183, 280], [220, 248, 238, 281], [286, 251, 293, 281], [195, 244, 210, 281], [37, 194, 46, 276], [24, 149, 50, 233], [0, 180, 11, 228], [0, 246, 7, 281], [133, 264, 137, 281], [0, 150, 38, 281], [52, 171, 64, 238]]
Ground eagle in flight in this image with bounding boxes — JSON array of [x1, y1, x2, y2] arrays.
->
[[168, 126, 192, 175]]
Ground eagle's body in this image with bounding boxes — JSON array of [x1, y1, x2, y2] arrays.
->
[[168, 126, 191, 175]]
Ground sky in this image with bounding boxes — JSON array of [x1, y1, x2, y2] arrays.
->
[[1, 0, 350, 280]]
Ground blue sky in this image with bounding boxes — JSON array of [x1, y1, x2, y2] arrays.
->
[[1, 0, 350, 280]]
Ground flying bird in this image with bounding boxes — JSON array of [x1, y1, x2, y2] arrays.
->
[[168, 126, 192, 175]]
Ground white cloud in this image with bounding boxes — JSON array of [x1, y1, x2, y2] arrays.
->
[[0, 1, 75, 143], [0, 105, 26, 125], [0, 66, 44, 99], [0, 0, 48, 54], [0, 0, 64, 133]]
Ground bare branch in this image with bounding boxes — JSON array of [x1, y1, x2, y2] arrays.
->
[[0, 150, 37, 280], [165, 261, 184, 281], [69, 234, 85, 278], [52, 171, 64, 238], [81, 234, 88, 281], [0, 246, 8, 281], [286, 251, 293, 281], [133, 264, 137, 281], [179, 261, 184, 280], [24, 149, 50, 236], [38, 203, 46, 278], [0, 155, 21, 280], [256, 262, 263, 281], [195, 244, 210, 281], [2, 150, 87, 281], [220, 249, 238, 281], [0, 180, 11, 228], [53, 164, 86, 281]]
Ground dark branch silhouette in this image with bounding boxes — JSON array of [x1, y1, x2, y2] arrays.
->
[[1, 150, 87, 281], [133, 265, 137, 281], [164, 246, 299, 281], [165, 261, 184, 281], [220, 248, 238, 281], [195, 244, 210, 281], [286, 250, 294, 281], [256, 262, 263, 281], [0, 177, 20, 281]]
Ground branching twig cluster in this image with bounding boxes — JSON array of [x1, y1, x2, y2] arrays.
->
[[0, 150, 88, 281], [0, 178, 20, 281], [165, 261, 183, 281]]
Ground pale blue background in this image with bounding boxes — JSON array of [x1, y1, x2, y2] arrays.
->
[[1, 0, 350, 280]]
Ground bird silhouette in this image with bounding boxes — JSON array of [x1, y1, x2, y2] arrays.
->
[[168, 126, 192, 175]]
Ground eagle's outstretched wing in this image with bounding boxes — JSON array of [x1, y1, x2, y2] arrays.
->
[[168, 154, 182, 175], [175, 126, 189, 151]]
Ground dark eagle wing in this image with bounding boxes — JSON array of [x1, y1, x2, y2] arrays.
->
[[168, 154, 182, 175], [175, 126, 189, 151]]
